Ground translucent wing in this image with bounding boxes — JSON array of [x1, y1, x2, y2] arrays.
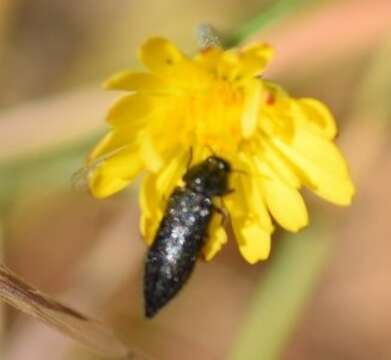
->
[[196, 23, 222, 49], [0, 264, 139, 359], [71, 145, 130, 192], [71, 165, 92, 192]]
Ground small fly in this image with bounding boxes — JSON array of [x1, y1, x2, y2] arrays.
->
[[144, 155, 232, 318]]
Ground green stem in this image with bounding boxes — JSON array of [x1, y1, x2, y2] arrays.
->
[[224, 0, 313, 47], [229, 222, 332, 360]]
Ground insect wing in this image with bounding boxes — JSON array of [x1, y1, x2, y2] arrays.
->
[[71, 145, 129, 192], [71, 166, 92, 192]]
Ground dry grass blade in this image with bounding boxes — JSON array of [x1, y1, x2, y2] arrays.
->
[[0, 264, 134, 359]]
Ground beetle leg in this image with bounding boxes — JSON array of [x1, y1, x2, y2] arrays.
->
[[213, 199, 229, 226]]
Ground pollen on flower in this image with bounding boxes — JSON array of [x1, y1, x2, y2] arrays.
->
[[87, 36, 355, 264]]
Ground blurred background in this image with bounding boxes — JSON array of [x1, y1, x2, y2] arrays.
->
[[0, 0, 390, 359]]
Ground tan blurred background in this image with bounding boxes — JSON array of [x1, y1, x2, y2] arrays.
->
[[0, 0, 391, 359]]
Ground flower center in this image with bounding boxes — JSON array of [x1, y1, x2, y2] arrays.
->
[[185, 80, 246, 154]]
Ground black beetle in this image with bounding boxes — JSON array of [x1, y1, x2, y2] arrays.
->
[[144, 156, 231, 318]]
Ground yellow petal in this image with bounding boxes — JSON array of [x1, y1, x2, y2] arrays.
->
[[87, 131, 116, 163], [231, 217, 271, 264], [225, 162, 273, 232], [237, 42, 274, 78], [104, 71, 170, 93], [241, 80, 262, 138], [139, 37, 185, 75], [288, 127, 349, 176], [88, 148, 142, 198], [215, 43, 273, 82], [254, 141, 301, 189], [271, 129, 355, 205], [246, 178, 274, 232], [202, 213, 227, 261], [224, 170, 273, 263], [260, 83, 294, 140], [194, 46, 224, 71], [216, 50, 240, 81], [139, 132, 164, 172], [140, 173, 163, 245], [262, 178, 308, 232], [89, 175, 129, 199], [296, 98, 337, 140], [87, 129, 137, 162], [106, 94, 153, 127], [155, 149, 187, 196]]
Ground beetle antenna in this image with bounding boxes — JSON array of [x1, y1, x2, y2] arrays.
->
[[231, 168, 248, 175], [205, 144, 217, 156]]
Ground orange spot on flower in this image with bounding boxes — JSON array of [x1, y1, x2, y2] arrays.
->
[[266, 92, 275, 105]]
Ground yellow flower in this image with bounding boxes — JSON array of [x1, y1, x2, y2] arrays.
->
[[87, 37, 355, 264]]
